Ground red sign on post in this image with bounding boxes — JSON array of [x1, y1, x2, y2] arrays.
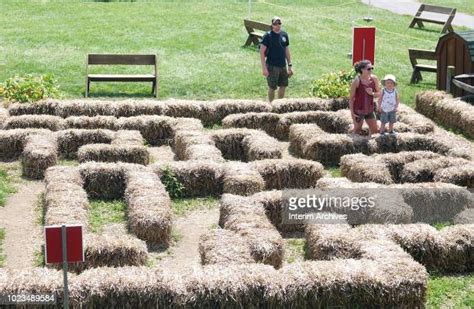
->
[[45, 225, 84, 264], [352, 27, 376, 65]]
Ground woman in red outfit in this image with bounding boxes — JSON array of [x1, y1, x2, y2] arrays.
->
[[349, 60, 381, 137]]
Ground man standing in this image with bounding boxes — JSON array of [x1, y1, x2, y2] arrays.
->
[[260, 16, 293, 102]]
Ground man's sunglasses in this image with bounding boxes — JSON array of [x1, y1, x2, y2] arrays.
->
[[272, 22, 282, 25]]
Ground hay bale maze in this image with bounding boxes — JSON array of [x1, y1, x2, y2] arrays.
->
[[1, 97, 473, 307]]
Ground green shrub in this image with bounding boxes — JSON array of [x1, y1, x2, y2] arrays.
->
[[310, 69, 356, 99], [160, 166, 184, 199], [1, 73, 60, 103]]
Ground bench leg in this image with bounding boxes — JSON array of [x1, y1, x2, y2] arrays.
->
[[85, 80, 90, 97], [244, 35, 253, 47], [152, 80, 157, 97]]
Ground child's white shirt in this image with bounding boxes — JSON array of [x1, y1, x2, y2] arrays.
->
[[381, 88, 397, 112]]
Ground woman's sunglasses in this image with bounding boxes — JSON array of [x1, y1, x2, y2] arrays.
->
[[365, 67, 374, 71]]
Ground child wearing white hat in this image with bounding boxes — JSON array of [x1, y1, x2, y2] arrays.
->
[[377, 74, 399, 135]]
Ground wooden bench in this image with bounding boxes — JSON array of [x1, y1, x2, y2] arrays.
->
[[409, 48, 438, 84], [409, 4, 456, 34], [243, 19, 271, 47], [85, 54, 158, 98]]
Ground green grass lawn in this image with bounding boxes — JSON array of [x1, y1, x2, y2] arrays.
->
[[427, 274, 474, 308], [171, 197, 219, 216], [89, 199, 128, 232], [0, 228, 5, 267], [0, 0, 459, 107], [421, 0, 474, 15], [0, 166, 18, 207]]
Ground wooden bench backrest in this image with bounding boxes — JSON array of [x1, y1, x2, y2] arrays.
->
[[244, 19, 271, 32], [88, 54, 157, 66], [418, 4, 454, 15], [408, 48, 437, 66]]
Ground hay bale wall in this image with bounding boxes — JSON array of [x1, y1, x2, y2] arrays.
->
[[416, 91, 474, 138], [124, 169, 172, 245], [21, 134, 58, 179], [218, 194, 284, 267]]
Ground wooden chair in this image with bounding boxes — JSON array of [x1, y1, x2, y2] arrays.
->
[[85, 54, 158, 98], [409, 4, 456, 34], [243, 19, 271, 47], [408, 48, 437, 84]]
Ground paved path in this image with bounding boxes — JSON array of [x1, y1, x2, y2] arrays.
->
[[361, 0, 474, 29]]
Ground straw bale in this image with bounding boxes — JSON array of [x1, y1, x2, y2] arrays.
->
[[162, 99, 211, 124], [250, 159, 324, 189], [125, 169, 172, 245], [0, 126, 51, 156], [397, 105, 435, 134], [270, 97, 332, 113], [78, 144, 149, 165], [79, 162, 127, 200], [438, 224, 474, 272], [44, 168, 90, 228], [252, 190, 304, 233], [7, 99, 59, 116], [45, 165, 83, 186], [275, 111, 322, 140], [211, 128, 253, 161], [219, 194, 284, 267], [453, 209, 474, 224], [0, 268, 63, 301], [399, 183, 471, 223], [69, 266, 178, 308], [183, 263, 279, 307], [173, 130, 224, 162], [21, 134, 58, 179], [316, 176, 353, 188], [117, 115, 175, 145], [279, 256, 427, 308], [304, 133, 359, 166], [340, 153, 394, 184], [288, 123, 325, 157], [61, 224, 148, 273], [376, 151, 441, 181], [434, 164, 474, 188], [57, 129, 115, 159], [242, 133, 282, 161], [314, 110, 353, 133], [55, 100, 118, 118], [3, 114, 64, 131], [417, 91, 474, 138], [0, 107, 8, 129], [415, 90, 449, 119], [113, 99, 167, 117], [199, 228, 254, 265], [111, 130, 144, 146], [305, 224, 359, 260], [213, 99, 272, 122], [64, 115, 119, 130], [222, 162, 265, 196], [152, 161, 224, 197], [400, 157, 468, 183], [221, 112, 281, 137]]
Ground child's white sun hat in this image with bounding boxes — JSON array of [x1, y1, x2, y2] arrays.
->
[[382, 74, 397, 86]]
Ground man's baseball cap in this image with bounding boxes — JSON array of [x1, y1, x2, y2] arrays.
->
[[272, 16, 282, 24]]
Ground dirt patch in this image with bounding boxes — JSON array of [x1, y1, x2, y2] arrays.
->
[[0, 181, 44, 269]]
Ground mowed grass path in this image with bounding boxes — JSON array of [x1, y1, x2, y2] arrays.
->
[[0, 0, 453, 106]]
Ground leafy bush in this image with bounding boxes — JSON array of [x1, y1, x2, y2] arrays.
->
[[310, 69, 356, 99], [0, 73, 60, 103], [160, 166, 184, 199]]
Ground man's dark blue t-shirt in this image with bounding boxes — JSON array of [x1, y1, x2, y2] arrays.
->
[[261, 30, 289, 67]]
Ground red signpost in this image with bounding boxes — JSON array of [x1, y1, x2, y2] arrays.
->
[[45, 224, 84, 309], [352, 27, 376, 65]]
